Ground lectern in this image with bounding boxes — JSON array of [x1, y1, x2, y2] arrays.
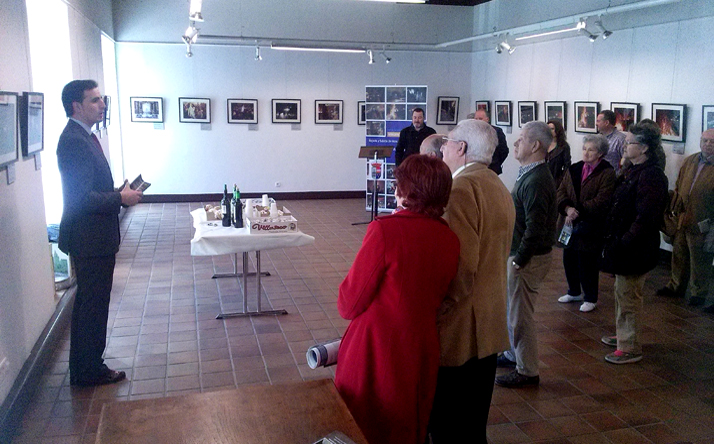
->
[[353, 145, 394, 226]]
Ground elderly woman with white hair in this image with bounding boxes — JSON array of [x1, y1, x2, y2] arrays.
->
[[556, 134, 616, 312]]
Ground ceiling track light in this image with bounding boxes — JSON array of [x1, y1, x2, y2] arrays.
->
[[380, 51, 391, 64], [367, 49, 375, 64], [183, 24, 199, 44], [255, 45, 262, 61], [594, 17, 613, 39], [189, 0, 203, 22], [580, 27, 599, 42], [495, 36, 515, 55]]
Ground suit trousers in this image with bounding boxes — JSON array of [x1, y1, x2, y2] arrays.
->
[[614, 273, 647, 355], [429, 354, 497, 444], [667, 228, 714, 303], [504, 253, 552, 377], [563, 247, 600, 303], [70, 255, 116, 380]]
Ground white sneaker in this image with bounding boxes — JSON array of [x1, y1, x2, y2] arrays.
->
[[558, 294, 583, 303], [580, 302, 597, 312]]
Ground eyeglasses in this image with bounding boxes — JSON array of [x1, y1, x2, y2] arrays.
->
[[442, 137, 464, 144], [626, 141, 642, 146]]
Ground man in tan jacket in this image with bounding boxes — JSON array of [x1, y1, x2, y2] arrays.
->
[[429, 119, 515, 443], [657, 129, 714, 311]]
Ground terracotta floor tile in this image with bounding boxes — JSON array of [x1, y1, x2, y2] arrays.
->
[[487, 423, 531, 444]]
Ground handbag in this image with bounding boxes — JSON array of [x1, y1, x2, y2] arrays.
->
[[661, 189, 681, 238]]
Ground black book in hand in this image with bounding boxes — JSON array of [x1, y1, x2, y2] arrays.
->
[[119, 174, 151, 192]]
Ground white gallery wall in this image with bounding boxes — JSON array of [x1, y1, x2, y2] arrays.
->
[[472, 14, 714, 190], [115, 44, 472, 194]]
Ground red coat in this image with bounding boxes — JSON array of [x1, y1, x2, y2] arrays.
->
[[335, 210, 460, 444]]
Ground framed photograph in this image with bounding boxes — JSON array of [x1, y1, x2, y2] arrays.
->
[[494, 100, 512, 126], [703, 105, 714, 132], [437, 96, 459, 125], [652, 103, 686, 143], [19, 92, 43, 157], [315, 100, 343, 124], [475, 100, 490, 116], [518, 101, 537, 128], [103, 95, 110, 127], [0, 91, 19, 168], [179, 97, 210, 123], [574, 101, 599, 133], [358, 101, 366, 125], [227, 99, 258, 124], [610, 102, 639, 132], [544, 101, 566, 129], [130, 97, 163, 123], [272, 99, 301, 123]]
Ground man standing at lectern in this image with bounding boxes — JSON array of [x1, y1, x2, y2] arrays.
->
[[395, 107, 436, 166], [57, 79, 143, 387]]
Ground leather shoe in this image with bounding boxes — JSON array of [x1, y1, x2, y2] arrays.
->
[[656, 287, 682, 298], [495, 370, 539, 388], [71, 369, 126, 387], [496, 354, 517, 368]]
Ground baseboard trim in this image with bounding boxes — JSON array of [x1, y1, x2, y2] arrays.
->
[[0, 286, 75, 444], [140, 190, 364, 203]]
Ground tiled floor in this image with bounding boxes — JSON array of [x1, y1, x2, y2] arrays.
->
[[9, 199, 714, 443]]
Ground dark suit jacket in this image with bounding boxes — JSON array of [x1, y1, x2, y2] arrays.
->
[[57, 119, 121, 257], [488, 125, 509, 175]]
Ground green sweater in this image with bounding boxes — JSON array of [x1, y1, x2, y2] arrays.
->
[[511, 163, 557, 266]]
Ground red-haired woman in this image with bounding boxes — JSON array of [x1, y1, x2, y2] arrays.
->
[[335, 155, 460, 444]]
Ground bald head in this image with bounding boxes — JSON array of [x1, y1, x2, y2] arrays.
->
[[420, 134, 445, 159], [473, 109, 490, 123], [702, 129, 714, 158]]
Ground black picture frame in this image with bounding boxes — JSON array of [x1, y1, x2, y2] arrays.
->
[[475, 100, 490, 116], [610, 102, 639, 132], [179, 97, 211, 123], [494, 100, 512, 126], [130, 97, 163, 123], [544, 101, 566, 129], [518, 101, 537, 128], [272, 99, 301, 123], [227, 99, 258, 124], [315, 100, 343, 124], [103, 95, 111, 128], [436, 96, 459, 125], [0, 91, 19, 168], [652, 103, 687, 143], [19, 91, 44, 157], [358, 101, 366, 125], [574, 101, 599, 133]]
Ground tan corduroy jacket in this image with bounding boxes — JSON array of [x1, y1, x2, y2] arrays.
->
[[438, 163, 516, 367], [676, 153, 714, 231]]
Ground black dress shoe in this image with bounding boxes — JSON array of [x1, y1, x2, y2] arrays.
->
[[495, 370, 539, 388], [496, 354, 517, 368], [71, 369, 126, 387], [656, 287, 682, 298]]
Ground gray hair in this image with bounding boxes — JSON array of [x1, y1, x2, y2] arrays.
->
[[523, 121, 552, 152], [582, 134, 609, 158], [420, 134, 445, 159], [449, 119, 497, 165]]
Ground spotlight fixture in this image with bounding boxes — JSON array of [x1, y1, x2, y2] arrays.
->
[[496, 40, 515, 55], [185, 43, 193, 58], [183, 24, 199, 44], [594, 18, 613, 39], [367, 49, 375, 64], [580, 28, 599, 42], [189, 0, 203, 22], [255, 45, 262, 61], [380, 51, 391, 64]]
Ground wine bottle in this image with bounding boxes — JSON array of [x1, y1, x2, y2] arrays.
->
[[234, 187, 244, 228], [221, 184, 231, 227], [230, 184, 238, 228]]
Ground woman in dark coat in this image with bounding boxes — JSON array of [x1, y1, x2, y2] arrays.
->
[[546, 119, 571, 189], [600, 122, 668, 364], [556, 134, 616, 312], [335, 155, 460, 444]]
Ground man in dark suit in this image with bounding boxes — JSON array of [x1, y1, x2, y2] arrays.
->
[[473, 109, 509, 175], [394, 107, 435, 166], [57, 80, 142, 387]]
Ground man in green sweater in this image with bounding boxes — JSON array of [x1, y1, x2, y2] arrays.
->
[[496, 121, 557, 388]]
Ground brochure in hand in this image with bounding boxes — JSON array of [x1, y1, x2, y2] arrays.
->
[[118, 174, 151, 192]]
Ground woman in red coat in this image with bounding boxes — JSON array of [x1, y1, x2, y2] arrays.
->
[[335, 155, 460, 444]]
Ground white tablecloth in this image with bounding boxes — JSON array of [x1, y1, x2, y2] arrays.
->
[[190, 208, 315, 256]]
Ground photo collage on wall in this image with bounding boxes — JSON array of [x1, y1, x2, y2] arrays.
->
[[364, 85, 427, 212]]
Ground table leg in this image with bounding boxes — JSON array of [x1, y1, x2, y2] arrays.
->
[[216, 251, 287, 319], [212, 253, 271, 279]]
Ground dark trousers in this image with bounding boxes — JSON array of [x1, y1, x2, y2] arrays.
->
[[429, 354, 497, 444], [70, 255, 116, 380], [563, 247, 600, 303]]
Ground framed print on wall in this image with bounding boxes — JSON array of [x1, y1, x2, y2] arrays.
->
[[574, 101, 599, 133], [19, 91, 43, 157], [652, 103, 686, 143], [475, 100, 490, 116], [436, 96, 459, 125], [0, 91, 19, 168], [130, 97, 163, 123], [179, 97, 211, 123], [494, 100, 512, 126], [272, 99, 301, 123], [103, 95, 110, 127], [227, 99, 258, 124], [518, 101, 537, 128], [703, 105, 714, 132], [358, 101, 366, 125], [611, 102, 639, 132], [544, 101, 566, 129], [315, 100, 343, 124]]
